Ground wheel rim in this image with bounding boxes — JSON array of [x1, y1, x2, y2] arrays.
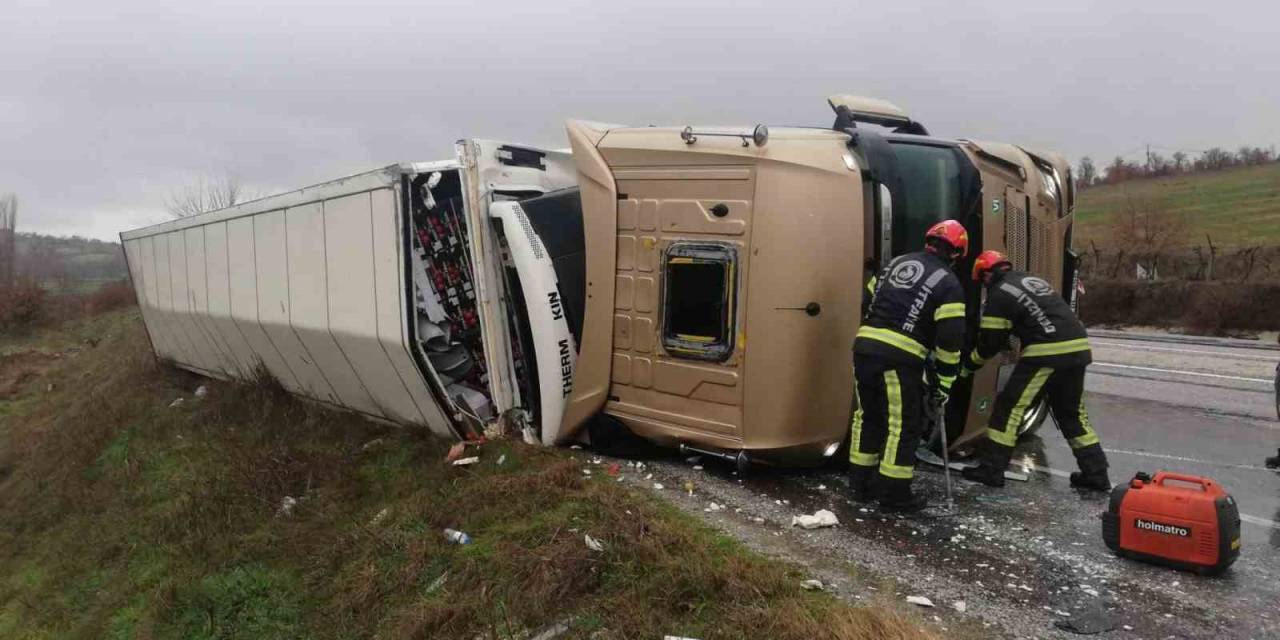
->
[[1018, 400, 1048, 436]]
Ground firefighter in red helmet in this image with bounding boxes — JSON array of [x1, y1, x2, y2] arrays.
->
[[849, 220, 968, 512], [962, 250, 1111, 491]]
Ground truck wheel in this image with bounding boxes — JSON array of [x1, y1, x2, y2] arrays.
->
[[1017, 399, 1050, 438]]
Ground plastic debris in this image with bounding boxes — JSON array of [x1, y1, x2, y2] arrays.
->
[[194, 385, 209, 398], [584, 534, 605, 552], [443, 528, 471, 544], [952, 601, 967, 613], [168, 397, 184, 408], [705, 502, 724, 513], [817, 484, 828, 491], [582, 469, 592, 476], [800, 579, 824, 591], [530, 619, 574, 640], [496, 454, 506, 466], [369, 508, 389, 526], [606, 463, 621, 477], [692, 465, 703, 471], [445, 442, 467, 463], [653, 483, 665, 490], [361, 438, 385, 452], [791, 509, 839, 529], [424, 572, 448, 594], [277, 496, 297, 517], [905, 595, 935, 608], [452, 456, 480, 466], [664, 636, 701, 640]]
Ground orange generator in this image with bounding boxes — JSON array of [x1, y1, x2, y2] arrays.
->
[[1102, 471, 1241, 575]]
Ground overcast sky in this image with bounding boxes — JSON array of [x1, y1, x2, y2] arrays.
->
[[3, 0, 1277, 240]]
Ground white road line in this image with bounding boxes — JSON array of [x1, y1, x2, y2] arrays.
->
[[1019, 461, 1280, 531], [1092, 340, 1279, 362], [1092, 362, 1273, 384], [1102, 447, 1276, 473]]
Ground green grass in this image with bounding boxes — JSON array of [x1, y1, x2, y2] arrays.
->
[[0, 311, 936, 640], [1075, 163, 1280, 246]]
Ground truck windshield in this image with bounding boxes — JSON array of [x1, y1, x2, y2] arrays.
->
[[889, 142, 965, 255]]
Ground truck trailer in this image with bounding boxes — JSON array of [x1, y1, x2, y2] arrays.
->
[[120, 95, 1077, 467]]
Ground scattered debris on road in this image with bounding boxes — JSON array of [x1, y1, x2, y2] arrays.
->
[[584, 534, 605, 552], [1054, 602, 1118, 635], [442, 528, 471, 544], [800, 579, 824, 591], [905, 595, 935, 608], [791, 509, 839, 529]]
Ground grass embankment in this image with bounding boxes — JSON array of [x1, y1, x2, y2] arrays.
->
[[1075, 163, 1280, 246], [0, 312, 932, 640]]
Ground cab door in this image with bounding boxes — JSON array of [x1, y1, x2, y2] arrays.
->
[[604, 167, 754, 448]]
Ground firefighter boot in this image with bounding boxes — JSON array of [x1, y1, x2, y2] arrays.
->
[[961, 441, 1008, 488], [962, 464, 1006, 487], [1069, 446, 1111, 492], [1265, 448, 1280, 470], [847, 465, 877, 503], [877, 478, 928, 513]]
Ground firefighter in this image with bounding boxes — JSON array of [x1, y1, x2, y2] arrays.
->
[[960, 250, 1111, 491], [849, 220, 968, 512]]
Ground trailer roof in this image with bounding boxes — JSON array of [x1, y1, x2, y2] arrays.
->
[[119, 161, 457, 241]]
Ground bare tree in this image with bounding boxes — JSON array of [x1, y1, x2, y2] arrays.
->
[[1112, 196, 1188, 279], [0, 194, 16, 287], [1077, 156, 1097, 189], [165, 172, 254, 218]]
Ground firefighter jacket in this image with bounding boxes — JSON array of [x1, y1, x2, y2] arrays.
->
[[854, 251, 966, 390], [969, 269, 1092, 370]]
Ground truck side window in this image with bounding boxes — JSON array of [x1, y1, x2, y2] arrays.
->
[[661, 242, 737, 362]]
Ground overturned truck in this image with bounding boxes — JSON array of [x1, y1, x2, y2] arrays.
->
[[120, 96, 1077, 467]]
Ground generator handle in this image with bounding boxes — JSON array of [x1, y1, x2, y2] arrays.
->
[[1152, 471, 1214, 491]]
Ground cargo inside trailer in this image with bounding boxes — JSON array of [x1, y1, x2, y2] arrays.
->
[[407, 169, 502, 436]]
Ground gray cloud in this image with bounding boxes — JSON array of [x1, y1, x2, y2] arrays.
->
[[3, 0, 1277, 239]]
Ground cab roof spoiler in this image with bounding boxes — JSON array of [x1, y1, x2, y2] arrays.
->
[[828, 94, 929, 136]]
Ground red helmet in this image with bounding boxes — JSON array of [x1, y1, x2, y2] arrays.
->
[[924, 220, 969, 258], [972, 249, 1011, 282]]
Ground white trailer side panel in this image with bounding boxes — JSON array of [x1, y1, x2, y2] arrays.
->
[[120, 166, 457, 436], [225, 216, 300, 389], [204, 222, 260, 377], [284, 200, 379, 414], [255, 210, 340, 403]]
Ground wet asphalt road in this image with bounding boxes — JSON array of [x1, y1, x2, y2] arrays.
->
[[613, 330, 1280, 639]]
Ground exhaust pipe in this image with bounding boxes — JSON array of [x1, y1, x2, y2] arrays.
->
[[678, 443, 752, 475]]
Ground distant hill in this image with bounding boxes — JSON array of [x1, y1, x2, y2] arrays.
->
[[1075, 163, 1280, 247], [14, 232, 127, 289]]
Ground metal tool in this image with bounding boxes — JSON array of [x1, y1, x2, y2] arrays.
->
[[934, 399, 955, 514]]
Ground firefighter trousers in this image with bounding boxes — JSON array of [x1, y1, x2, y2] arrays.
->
[[981, 361, 1108, 473], [848, 353, 926, 500]]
